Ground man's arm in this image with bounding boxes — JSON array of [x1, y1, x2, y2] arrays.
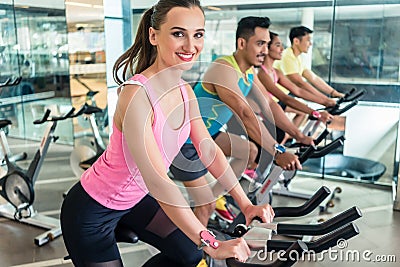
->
[[286, 71, 336, 107], [276, 68, 335, 107], [203, 61, 300, 169], [302, 69, 344, 98]]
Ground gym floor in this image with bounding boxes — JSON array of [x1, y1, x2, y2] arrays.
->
[[0, 138, 399, 267]]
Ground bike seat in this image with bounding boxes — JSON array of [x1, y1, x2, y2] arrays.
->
[[84, 104, 103, 115], [87, 91, 99, 97], [0, 119, 12, 129], [114, 224, 139, 244]]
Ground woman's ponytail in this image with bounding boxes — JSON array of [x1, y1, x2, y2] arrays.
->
[[113, 7, 157, 85]]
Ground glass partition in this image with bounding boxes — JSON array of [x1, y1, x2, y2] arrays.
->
[[0, 0, 73, 143]]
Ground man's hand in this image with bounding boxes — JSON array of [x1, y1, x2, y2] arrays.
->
[[324, 98, 336, 107], [275, 152, 302, 170], [295, 133, 314, 146], [319, 111, 333, 124], [331, 90, 345, 98]]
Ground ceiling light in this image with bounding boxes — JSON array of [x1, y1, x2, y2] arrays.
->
[[65, 2, 92, 8], [207, 6, 222, 11]]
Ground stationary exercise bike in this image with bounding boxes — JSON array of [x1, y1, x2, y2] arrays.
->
[[0, 77, 28, 164], [0, 107, 75, 246], [72, 75, 109, 134], [69, 102, 106, 178]]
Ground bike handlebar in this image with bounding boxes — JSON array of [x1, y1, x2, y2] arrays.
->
[[325, 88, 365, 116], [225, 186, 332, 234], [309, 137, 345, 158], [266, 223, 359, 253], [0, 77, 22, 88], [273, 186, 331, 218], [33, 107, 76, 124], [276, 206, 362, 236]]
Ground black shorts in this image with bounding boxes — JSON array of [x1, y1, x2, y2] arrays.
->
[[61, 182, 202, 266], [169, 132, 220, 181]]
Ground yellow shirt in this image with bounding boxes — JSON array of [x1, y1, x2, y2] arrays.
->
[[273, 47, 305, 76]]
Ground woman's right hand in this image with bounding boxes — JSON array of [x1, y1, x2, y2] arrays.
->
[[204, 238, 251, 262]]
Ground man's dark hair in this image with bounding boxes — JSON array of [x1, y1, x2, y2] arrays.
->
[[236, 16, 271, 49], [289, 26, 313, 44]]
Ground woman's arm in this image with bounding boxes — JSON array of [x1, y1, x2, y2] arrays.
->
[[186, 86, 275, 225], [118, 84, 206, 245], [258, 68, 314, 115]]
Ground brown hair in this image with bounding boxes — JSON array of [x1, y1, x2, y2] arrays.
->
[[113, 0, 204, 85]]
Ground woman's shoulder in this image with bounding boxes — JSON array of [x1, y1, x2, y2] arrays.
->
[[181, 82, 196, 99]]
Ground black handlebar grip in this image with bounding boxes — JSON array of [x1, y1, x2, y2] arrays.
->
[[345, 89, 365, 102], [306, 223, 360, 253], [83, 104, 103, 115], [273, 186, 330, 218], [298, 145, 316, 164], [33, 109, 51, 124], [330, 100, 358, 116], [314, 129, 330, 146], [266, 222, 359, 253], [0, 78, 12, 87], [62, 107, 76, 120], [309, 137, 345, 158], [276, 206, 362, 236]]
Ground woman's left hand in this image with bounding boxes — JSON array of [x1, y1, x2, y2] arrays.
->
[[243, 204, 275, 225]]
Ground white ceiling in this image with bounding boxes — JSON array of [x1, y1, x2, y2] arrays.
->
[[65, 0, 104, 24]]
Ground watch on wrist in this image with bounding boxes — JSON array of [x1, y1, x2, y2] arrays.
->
[[311, 110, 321, 119], [197, 230, 219, 250], [273, 143, 286, 157]]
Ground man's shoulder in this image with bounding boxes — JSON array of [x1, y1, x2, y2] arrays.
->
[[282, 47, 296, 59], [215, 55, 235, 66]]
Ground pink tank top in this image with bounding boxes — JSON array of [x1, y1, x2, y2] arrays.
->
[[81, 74, 191, 210], [260, 65, 279, 84]]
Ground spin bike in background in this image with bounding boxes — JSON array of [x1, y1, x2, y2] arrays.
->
[[268, 89, 365, 209], [0, 77, 27, 164], [0, 107, 75, 246], [72, 75, 109, 135], [69, 103, 106, 178], [270, 130, 346, 212]]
